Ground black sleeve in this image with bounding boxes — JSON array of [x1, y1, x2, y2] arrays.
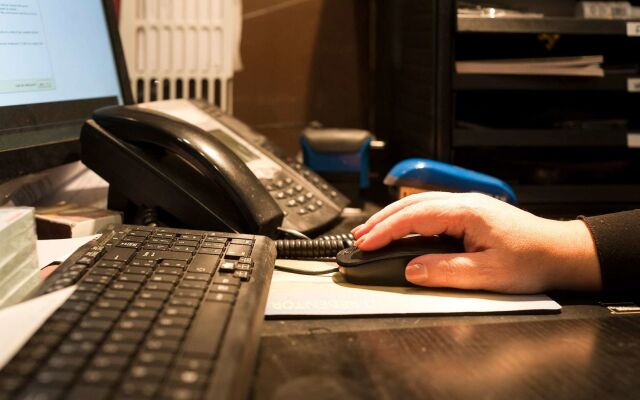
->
[[579, 210, 640, 293]]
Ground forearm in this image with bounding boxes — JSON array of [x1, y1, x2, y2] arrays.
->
[[580, 210, 640, 293]]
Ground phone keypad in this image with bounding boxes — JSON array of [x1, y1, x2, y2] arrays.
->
[[262, 176, 324, 215]]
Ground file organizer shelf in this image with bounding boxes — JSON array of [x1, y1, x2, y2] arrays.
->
[[377, 0, 640, 216], [119, 0, 237, 111]]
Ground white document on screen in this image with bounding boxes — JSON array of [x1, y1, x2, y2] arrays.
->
[[266, 260, 561, 316]]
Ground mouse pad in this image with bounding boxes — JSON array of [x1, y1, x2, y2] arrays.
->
[[265, 259, 561, 317]]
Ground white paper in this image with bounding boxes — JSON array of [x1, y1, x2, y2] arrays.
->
[[37, 235, 101, 269], [266, 260, 561, 316], [0, 286, 76, 369]]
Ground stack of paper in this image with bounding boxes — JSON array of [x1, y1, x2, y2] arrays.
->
[[456, 55, 605, 77], [0, 208, 40, 308]]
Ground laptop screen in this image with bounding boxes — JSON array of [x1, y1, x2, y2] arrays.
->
[[0, 0, 131, 179], [0, 0, 124, 107]]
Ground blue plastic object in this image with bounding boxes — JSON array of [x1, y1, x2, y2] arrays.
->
[[300, 131, 372, 189], [384, 158, 517, 204]]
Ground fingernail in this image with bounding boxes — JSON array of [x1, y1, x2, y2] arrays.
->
[[351, 224, 364, 235], [405, 263, 428, 284], [354, 234, 367, 247]]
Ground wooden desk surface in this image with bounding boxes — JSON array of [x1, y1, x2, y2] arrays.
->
[[255, 303, 640, 400], [253, 204, 640, 399]]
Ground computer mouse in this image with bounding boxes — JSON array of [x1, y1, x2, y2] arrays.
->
[[336, 235, 464, 286]]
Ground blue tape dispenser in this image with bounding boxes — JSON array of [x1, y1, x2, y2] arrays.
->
[[384, 158, 517, 204]]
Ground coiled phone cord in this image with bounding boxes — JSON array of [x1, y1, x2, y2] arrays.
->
[[275, 233, 355, 259]]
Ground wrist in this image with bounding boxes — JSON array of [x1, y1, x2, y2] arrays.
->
[[544, 220, 601, 291]]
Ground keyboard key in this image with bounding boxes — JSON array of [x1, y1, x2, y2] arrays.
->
[[109, 330, 145, 344], [136, 250, 191, 262], [169, 369, 208, 386], [143, 244, 168, 251], [173, 288, 204, 299], [218, 261, 235, 272], [96, 260, 124, 269], [117, 241, 141, 249], [150, 274, 179, 284], [234, 270, 251, 281], [90, 267, 119, 277], [117, 274, 146, 283], [131, 299, 163, 310], [66, 384, 111, 400], [225, 244, 251, 257], [148, 237, 171, 245], [16, 385, 63, 400], [79, 319, 113, 331], [175, 239, 198, 247], [174, 357, 212, 372], [198, 247, 222, 255], [157, 316, 190, 329], [60, 301, 90, 313], [111, 281, 141, 291], [102, 247, 135, 262], [130, 259, 156, 267], [47, 355, 85, 370], [136, 351, 173, 365], [125, 266, 152, 275], [101, 341, 138, 356], [183, 272, 209, 282], [155, 266, 183, 275], [50, 311, 83, 324], [170, 245, 196, 253], [144, 282, 173, 292], [169, 297, 199, 308], [182, 302, 231, 357], [207, 292, 235, 303], [125, 309, 157, 320], [103, 289, 135, 301], [69, 292, 98, 303], [201, 242, 225, 249], [178, 281, 208, 290], [150, 327, 186, 340], [69, 330, 106, 343], [163, 306, 195, 318], [144, 339, 180, 353], [129, 365, 167, 381], [118, 380, 160, 398], [235, 263, 252, 271], [58, 340, 96, 356], [117, 319, 152, 332], [91, 355, 129, 370], [122, 235, 145, 243], [204, 237, 226, 243], [82, 275, 111, 285], [230, 238, 253, 246], [161, 387, 202, 400], [82, 368, 121, 384], [87, 309, 121, 321], [179, 234, 201, 241], [212, 276, 240, 286], [77, 282, 107, 293], [127, 230, 150, 237], [209, 284, 238, 294], [160, 260, 187, 268], [138, 290, 170, 301], [95, 299, 128, 311]]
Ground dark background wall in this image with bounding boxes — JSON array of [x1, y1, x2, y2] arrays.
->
[[233, 0, 372, 155]]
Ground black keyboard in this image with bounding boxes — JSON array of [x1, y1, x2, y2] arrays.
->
[[0, 224, 276, 400]]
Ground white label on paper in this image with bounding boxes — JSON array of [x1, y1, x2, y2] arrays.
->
[[628, 78, 640, 92], [627, 133, 640, 148], [627, 22, 640, 36]]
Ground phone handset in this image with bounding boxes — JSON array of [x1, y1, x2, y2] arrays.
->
[[92, 105, 284, 236]]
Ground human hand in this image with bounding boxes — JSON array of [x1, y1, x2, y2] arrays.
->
[[351, 192, 601, 294]]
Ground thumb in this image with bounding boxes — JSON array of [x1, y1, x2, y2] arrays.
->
[[405, 252, 492, 290]]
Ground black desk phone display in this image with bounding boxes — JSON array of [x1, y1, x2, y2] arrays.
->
[[80, 99, 349, 238]]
